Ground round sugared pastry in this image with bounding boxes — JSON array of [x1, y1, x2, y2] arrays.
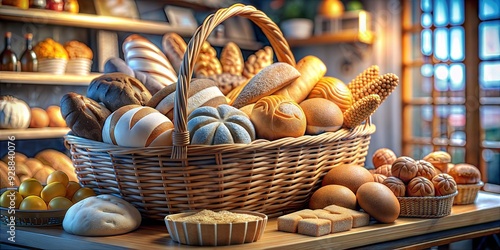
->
[[307, 77, 353, 113], [391, 156, 418, 183], [432, 173, 457, 196], [448, 163, 481, 184], [407, 176, 435, 197], [102, 105, 173, 147], [372, 148, 397, 169], [423, 151, 451, 173], [372, 174, 387, 183], [415, 160, 437, 180], [299, 98, 343, 135], [382, 176, 406, 197], [374, 164, 392, 176], [250, 95, 306, 140]]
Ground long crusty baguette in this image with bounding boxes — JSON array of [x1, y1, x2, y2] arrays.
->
[[272, 55, 327, 103]]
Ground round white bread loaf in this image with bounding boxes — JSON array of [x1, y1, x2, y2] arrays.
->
[[307, 77, 353, 113], [147, 78, 228, 121], [231, 62, 301, 109], [299, 98, 343, 135], [250, 95, 306, 140], [63, 195, 141, 236], [102, 105, 173, 147]]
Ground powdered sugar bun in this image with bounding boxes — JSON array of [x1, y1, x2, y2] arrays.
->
[[102, 105, 173, 147], [308, 77, 353, 113]]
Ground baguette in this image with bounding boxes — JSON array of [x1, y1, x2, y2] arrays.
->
[[273, 55, 327, 103]]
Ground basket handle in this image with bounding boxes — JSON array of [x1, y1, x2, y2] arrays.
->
[[171, 4, 296, 159]]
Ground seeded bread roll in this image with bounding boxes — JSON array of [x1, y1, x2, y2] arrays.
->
[[60, 92, 111, 141], [232, 62, 301, 109], [407, 176, 435, 197], [87, 73, 152, 112], [448, 163, 481, 184], [432, 173, 457, 196], [161, 32, 186, 74]]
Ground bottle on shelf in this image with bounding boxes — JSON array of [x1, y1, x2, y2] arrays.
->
[[20, 33, 38, 72], [30, 0, 47, 9], [0, 32, 18, 72]]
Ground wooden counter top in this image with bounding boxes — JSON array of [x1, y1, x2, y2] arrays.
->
[[2, 192, 500, 250]]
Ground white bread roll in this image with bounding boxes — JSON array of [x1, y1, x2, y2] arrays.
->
[[307, 77, 353, 113], [231, 62, 300, 109], [250, 95, 306, 140], [63, 195, 141, 236], [299, 98, 343, 135], [102, 105, 173, 147], [273, 55, 327, 103]]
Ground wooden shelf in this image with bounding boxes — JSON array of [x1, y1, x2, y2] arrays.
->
[[287, 31, 375, 47], [0, 72, 101, 86], [0, 127, 70, 140]]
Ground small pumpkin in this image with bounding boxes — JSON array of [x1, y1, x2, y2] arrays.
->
[[187, 104, 255, 145], [0, 96, 31, 129]]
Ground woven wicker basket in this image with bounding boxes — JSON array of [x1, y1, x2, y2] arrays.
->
[[397, 192, 457, 218], [453, 182, 484, 205], [64, 4, 376, 220]]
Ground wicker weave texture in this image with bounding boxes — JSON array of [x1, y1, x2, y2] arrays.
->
[[453, 183, 483, 205], [397, 191, 457, 218]]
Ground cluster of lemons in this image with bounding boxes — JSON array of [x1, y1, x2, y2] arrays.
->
[[0, 171, 95, 210]]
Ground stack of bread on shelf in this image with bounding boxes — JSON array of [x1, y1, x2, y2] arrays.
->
[[0, 95, 66, 129], [61, 33, 400, 148]]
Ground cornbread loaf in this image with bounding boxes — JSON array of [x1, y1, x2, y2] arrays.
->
[[432, 173, 457, 196], [187, 104, 255, 145], [323, 205, 370, 228], [357, 182, 400, 223], [61, 92, 111, 141], [0, 161, 20, 188], [208, 73, 248, 95], [46, 105, 67, 127], [347, 65, 379, 101], [322, 165, 374, 193], [232, 62, 301, 109], [250, 95, 306, 140], [448, 163, 481, 184], [342, 94, 381, 128], [35, 149, 78, 182], [104, 57, 166, 95], [64, 40, 93, 59], [297, 219, 332, 237], [194, 41, 222, 77], [161, 32, 186, 73], [147, 78, 227, 121], [391, 156, 418, 183], [407, 176, 435, 197], [375, 164, 392, 176], [308, 184, 357, 210], [415, 160, 437, 180], [307, 77, 353, 113], [30, 107, 50, 128], [315, 212, 353, 233], [123, 34, 177, 85], [273, 55, 327, 104], [63, 195, 141, 236], [102, 105, 174, 147], [175, 210, 261, 223], [299, 98, 343, 135], [220, 42, 244, 75], [372, 148, 397, 168], [373, 173, 387, 183], [242, 46, 274, 79], [382, 176, 406, 197], [87, 73, 152, 112]]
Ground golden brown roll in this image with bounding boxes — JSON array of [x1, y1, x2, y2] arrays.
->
[[0, 161, 20, 188], [432, 173, 457, 196], [307, 77, 353, 113], [299, 98, 343, 135], [382, 176, 406, 197], [64, 40, 93, 59], [372, 148, 397, 169], [242, 46, 273, 79], [321, 165, 374, 193], [356, 182, 400, 223], [30, 107, 50, 128], [407, 176, 435, 197], [46, 105, 67, 127], [423, 151, 451, 173], [448, 163, 481, 184], [308, 184, 357, 210], [372, 174, 387, 183], [250, 95, 306, 140], [391, 156, 418, 183], [374, 164, 392, 176], [194, 41, 222, 78], [415, 160, 437, 180]]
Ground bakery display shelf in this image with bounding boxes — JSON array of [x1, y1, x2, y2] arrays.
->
[[287, 30, 375, 47], [0, 127, 70, 140], [0, 72, 101, 86]]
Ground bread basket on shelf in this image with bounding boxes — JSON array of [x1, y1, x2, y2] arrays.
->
[[397, 191, 457, 218], [453, 182, 484, 205], [64, 4, 376, 220]]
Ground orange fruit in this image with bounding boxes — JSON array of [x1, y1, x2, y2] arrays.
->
[[65, 181, 81, 200], [18, 178, 43, 198], [40, 182, 67, 203], [0, 190, 23, 208], [71, 187, 96, 203], [48, 197, 73, 210], [19, 195, 47, 210], [46, 170, 69, 187]]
